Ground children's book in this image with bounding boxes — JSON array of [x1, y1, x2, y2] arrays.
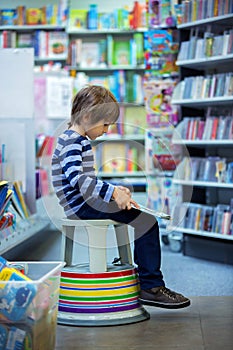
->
[[12, 181, 30, 219], [0, 182, 13, 219], [80, 42, 100, 68], [123, 106, 147, 135], [48, 31, 68, 59], [0, 9, 17, 25], [68, 9, 88, 30], [17, 33, 34, 48], [144, 29, 179, 75], [100, 142, 127, 173], [0, 188, 13, 218], [113, 41, 131, 65], [144, 79, 178, 127]]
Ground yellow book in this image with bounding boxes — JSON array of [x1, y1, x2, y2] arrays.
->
[[13, 181, 30, 218], [101, 143, 126, 173]]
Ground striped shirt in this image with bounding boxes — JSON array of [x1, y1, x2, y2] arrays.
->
[[51, 130, 114, 217]]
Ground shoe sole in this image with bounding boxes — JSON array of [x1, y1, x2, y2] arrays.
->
[[138, 298, 191, 309]]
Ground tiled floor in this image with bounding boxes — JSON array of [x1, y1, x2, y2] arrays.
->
[[55, 297, 233, 350]]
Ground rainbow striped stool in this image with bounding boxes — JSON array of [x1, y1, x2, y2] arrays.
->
[[58, 264, 150, 326], [58, 219, 150, 326]]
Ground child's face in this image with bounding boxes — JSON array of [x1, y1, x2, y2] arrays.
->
[[85, 120, 110, 140]]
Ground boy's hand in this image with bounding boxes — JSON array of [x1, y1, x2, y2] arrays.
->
[[112, 187, 140, 210]]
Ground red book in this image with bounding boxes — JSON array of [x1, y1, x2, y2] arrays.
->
[[211, 118, 219, 140]]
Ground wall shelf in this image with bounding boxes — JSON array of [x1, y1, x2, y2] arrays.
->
[[0, 214, 50, 254], [167, 225, 233, 241]]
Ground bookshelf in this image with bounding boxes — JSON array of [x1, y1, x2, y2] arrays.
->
[[0, 0, 68, 63], [0, 48, 50, 255], [65, 0, 148, 190], [1, 1, 173, 224], [170, 3, 233, 264]]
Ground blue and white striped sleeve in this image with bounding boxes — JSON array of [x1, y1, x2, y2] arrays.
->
[[60, 137, 114, 202]]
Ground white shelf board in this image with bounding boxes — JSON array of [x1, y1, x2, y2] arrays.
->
[[177, 13, 233, 29], [0, 24, 66, 30], [0, 214, 50, 254], [176, 54, 233, 69], [167, 225, 233, 241], [172, 139, 233, 146], [173, 179, 233, 188], [67, 28, 147, 34], [94, 135, 145, 141], [68, 65, 145, 71], [172, 96, 233, 106]]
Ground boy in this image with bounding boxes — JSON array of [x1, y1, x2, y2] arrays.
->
[[52, 85, 190, 309]]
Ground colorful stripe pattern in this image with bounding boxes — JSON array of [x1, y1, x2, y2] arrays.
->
[[58, 267, 141, 314]]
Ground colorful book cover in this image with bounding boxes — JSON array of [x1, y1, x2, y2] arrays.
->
[[0, 9, 17, 25], [124, 106, 147, 135], [13, 181, 30, 218], [144, 29, 179, 74], [133, 33, 144, 65], [88, 76, 109, 89], [144, 79, 179, 126], [113, 41, 131, 66], [17, 33, 34, 48], [148, 0, 174, 28], [98, 39, 107, 67], [68, 9, 87, 30], [48, 31, 68, 59], [100, 142, 127, 173], [26, 8, 45, 25], [148, 0, 160, 27], [80, 42, 100, 68]]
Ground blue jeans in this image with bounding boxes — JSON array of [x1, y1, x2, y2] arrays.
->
[[69, 198, 165, 290]]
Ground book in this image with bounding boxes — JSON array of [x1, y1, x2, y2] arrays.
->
[[38, 135, 55, 157], [144, 79, 178, 127], [0, 181, 13, 219], [68, 9, 88, 30], [144, 29, 179, 75], [100, 142, 127, 173], [123, 106, 147, 135], [0, 188, 13, 219], [133, 33, 144, 65], [13, 181, 30, 219], [26, 8, 45, 25], [17, 33, 34, 48], [48, 31, 68, 59], [80, 42, 100, 68], [0, 9, 17, 25], [113, 40, 131, 66]]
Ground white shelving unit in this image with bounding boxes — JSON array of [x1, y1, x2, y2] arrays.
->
[[0, 48, 50, 255], [172, 12, 233, 263]]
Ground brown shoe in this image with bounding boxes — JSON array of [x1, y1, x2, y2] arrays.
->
[[139, 286, 191, 309]]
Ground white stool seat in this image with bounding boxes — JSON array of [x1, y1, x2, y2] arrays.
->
[[61, 218, 133, 273]]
